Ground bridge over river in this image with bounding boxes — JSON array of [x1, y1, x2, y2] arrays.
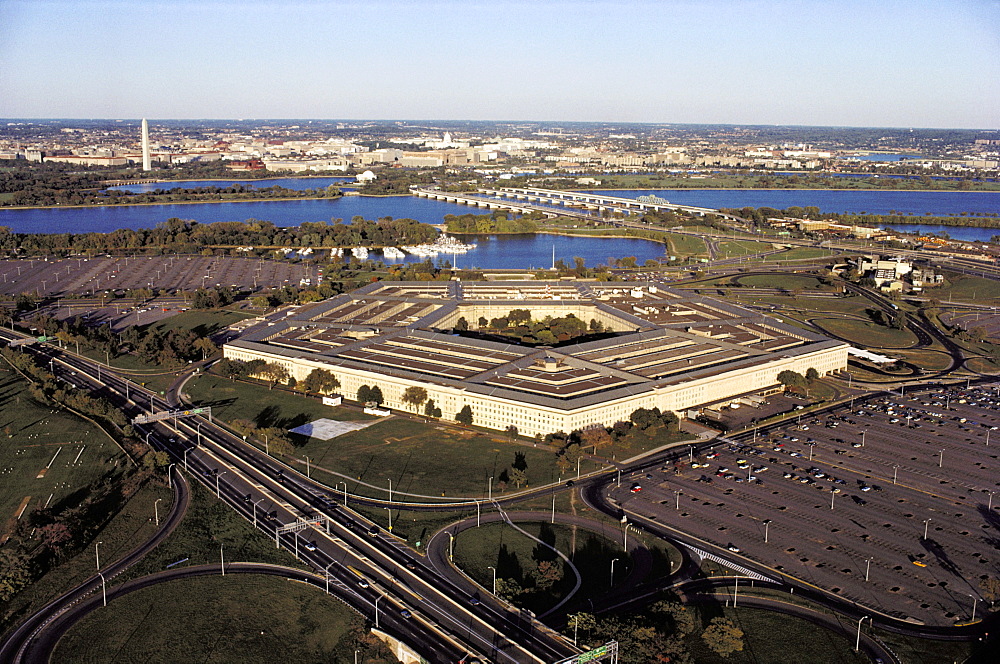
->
[[411, 186, 740, 222]]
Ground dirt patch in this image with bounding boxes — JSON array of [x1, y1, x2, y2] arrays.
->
[[35, 468, 48, 479]]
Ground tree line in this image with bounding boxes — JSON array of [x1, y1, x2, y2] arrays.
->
[[0, 216, 440, 257]]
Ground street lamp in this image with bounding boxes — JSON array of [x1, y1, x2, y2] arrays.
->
[[216, 470, 227, 498], [861, 430, 867, 447], [763, 519, 771, 543], [325, 561, 335, 595], [305, 456, 311, 479], [923, 518, 932, 540], [220, 543, 225, 576], [184, 447, 193, 472], [969, 594, 978, 622], [98, 572, 107, 607], [865, 557, 872, 582], [253, 498, 264, 528], [938, 449, 944, 468], [610, 557, 620, 588], [855, 616, 870, 652], [487, 565, 496, 595], [95, 541, 103, 570], [830, 487, 837, 510], [154, 498, 162, 526], [374, 594, 383, 629], [488, 476, 493, 501]]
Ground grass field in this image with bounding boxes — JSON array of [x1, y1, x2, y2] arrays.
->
[[146, 308, 255, 338], [453, 521, 639, 615], [124, 478, 306, 581], [52, 575, 396, 664], [775, 247, 839, 261], [185, 374, 565, 499], [736, 274, 825, 290], [716, 240, 773, 258], [727, 294, 871, 316], [812, 317, 918, 348], [0, 368, 129, 539], [935, 274, 1000, 304], [664, 233, 708, 257]]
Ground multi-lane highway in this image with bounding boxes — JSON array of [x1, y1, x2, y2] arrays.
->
[[0, 332, 579, 664]]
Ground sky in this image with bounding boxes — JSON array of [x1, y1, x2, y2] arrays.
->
[[1, 0, 997, 128]]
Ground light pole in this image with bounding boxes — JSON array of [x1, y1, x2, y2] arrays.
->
[[855, 616, 870, 652], [184, 447, 193, 472], [253, 498, 264, 528], [861, 430, 866, 447], [167, 464, 175, 489], [375, 594, 383, 629], [325, 561, 335, 595], [969, 594, 978, 622], [938, 449, 944, 468], [98, 571, 107, 607], [337, 481, 348, 506], [674, 490, 682, 510], [220, 543, 225, 576], [893, 465, 899, 485], [989, 491, 995, 511], [488, 476, 493, 501], [216, 470, 227, 498], [610, 557, 619, 588], [865, 557, 872, 582], [923, 518, 932, 540], [487, 566, 496, 595], [572, 614, 579, 646], [448, 532, 454, 561], [305, 456, 311, 479], [154, 498, 162, 526], [763, 519, 771, 543], [830, 488, 836, 510], [95, 541, 103, 570]]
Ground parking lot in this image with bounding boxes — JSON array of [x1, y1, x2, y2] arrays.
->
[[613, 382, 1000, 627], [0, 255, 317, 298]]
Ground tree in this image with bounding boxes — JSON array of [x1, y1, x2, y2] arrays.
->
[[495, 578, 523, 601], [357, 384, 372, 403], [264, 362, 290, 389], [566, 612, 597, 641], [777, 370, 806, 390], [143, 450, 169, 469], [302, 368, 340, 395], [509, 467, 527, 488], [402, 386, 428, 410], [701, 617, 744, 657], [455, 316, 469, 332], [0, 549, 32, 601], [805, 367, 820, 381], [630, 407, 663, 431], [424, 398, 437, 417], [368, 385, 383, 405], [532, 559, 562, 590], [505, 424, 519, 440], [980, 576, 1000, 604], [193, 337, 218, 361], [456, 404, 473, 426]]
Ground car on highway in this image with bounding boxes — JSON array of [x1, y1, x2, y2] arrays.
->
[[726, 543, 741, 553], [304, 541, 317, 551], [400, 609, 412, 619]]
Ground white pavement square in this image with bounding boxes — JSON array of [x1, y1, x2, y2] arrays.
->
[[289, 418, 378, 441]]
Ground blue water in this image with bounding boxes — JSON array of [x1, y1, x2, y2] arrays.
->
[[109, 176, 354, 192], [578, 189, 1000, 217], [373, 234, 667, 270], [874, 224, 999, 243]]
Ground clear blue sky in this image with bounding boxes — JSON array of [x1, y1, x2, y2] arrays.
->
[[1, 0, 997, 128]]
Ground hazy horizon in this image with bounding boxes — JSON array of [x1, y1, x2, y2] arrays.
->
[[2, 0, 998, 129]]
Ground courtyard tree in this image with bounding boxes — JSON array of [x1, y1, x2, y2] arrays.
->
[[260, 362, 290, 389]]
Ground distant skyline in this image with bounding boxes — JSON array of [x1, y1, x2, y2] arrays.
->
[[1, 0, 997, 129]]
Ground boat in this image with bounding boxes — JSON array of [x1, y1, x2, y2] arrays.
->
[[401, 234, 477, 257], [351, 247, 369, 260], [382, 246, 405, 259]]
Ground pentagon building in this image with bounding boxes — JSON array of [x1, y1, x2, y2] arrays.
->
[[223, 281, 848, 437]]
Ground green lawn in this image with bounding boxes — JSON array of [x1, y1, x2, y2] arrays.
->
[[664, 233, 708, 257], [146, 308, 256, 338], [453, 521, 637, 616], [736, 274, 824, 290], [935, 274, 1000, 305], [716, 240, 773, 257], [775, 247, 840, 261], [727, 294, 871, 316], [52, 575, 396, 664], [185, 374, 564, 499], [0, 369, 129, 531], [811, 317, 918, 348], [0, 479, 171, 642]]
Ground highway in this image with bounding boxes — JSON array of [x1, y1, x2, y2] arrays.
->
[[0, 330, 579, 664]]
